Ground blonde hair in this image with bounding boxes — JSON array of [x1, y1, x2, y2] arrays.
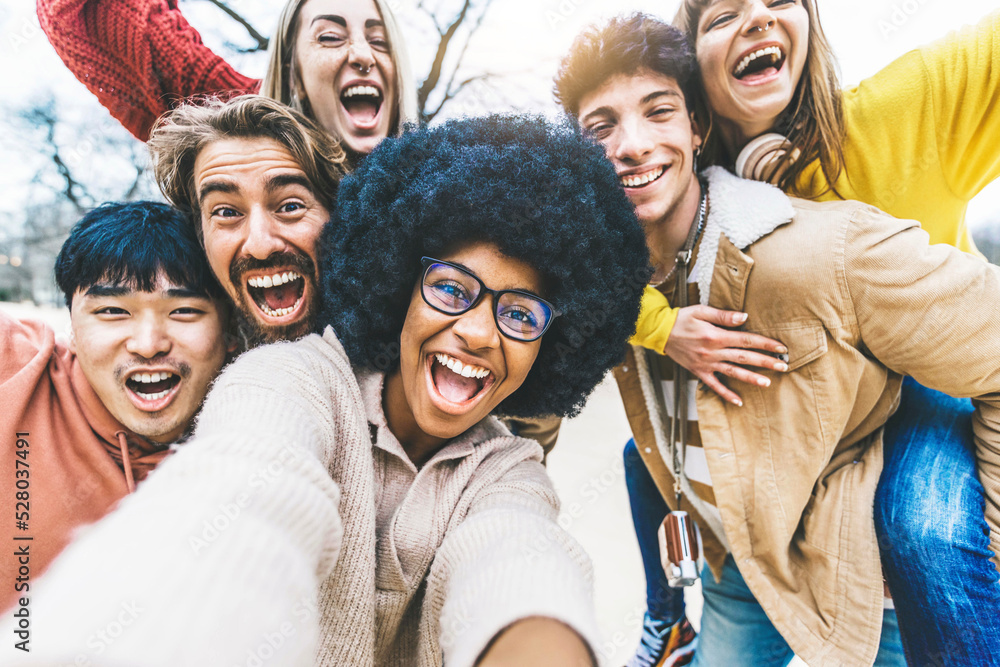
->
[[148, 95, 348, 223], [260, 0, 419, 135], [675, 0, 845, 196]]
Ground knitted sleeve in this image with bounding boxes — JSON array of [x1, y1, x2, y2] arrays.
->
[[918, 10, 1000, 203], [420, 454, 600, 667], [0, 337, 347, 666], [37, 0, 260, 141], [831, 10, 999, 254]]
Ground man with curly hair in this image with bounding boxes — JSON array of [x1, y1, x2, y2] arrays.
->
[[555, 14, 1000, 667], [8, 115, 650, 666]]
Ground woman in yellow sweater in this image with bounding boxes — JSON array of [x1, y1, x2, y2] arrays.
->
[[625, 3, 1000, 666]]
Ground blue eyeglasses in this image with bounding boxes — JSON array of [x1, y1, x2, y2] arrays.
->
[[420, 257, 560, 342]]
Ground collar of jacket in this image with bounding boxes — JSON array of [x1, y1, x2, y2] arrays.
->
[[628, 167, 797, 559], [693, 167, 795, 307]]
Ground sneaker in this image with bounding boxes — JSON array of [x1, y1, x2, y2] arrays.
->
[[625, 613, 698, 667]]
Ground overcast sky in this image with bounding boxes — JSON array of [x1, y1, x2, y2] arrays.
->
[[1, 0, 997, 227]]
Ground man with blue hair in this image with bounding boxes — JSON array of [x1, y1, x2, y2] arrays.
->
[[0, 201, 233, 616]]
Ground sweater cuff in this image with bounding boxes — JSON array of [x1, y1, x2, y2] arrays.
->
[[437, 518, 600, 667], [629, 286, 678, 353]]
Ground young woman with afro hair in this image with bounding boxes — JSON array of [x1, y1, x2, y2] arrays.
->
[[6, 115, 650, 667]]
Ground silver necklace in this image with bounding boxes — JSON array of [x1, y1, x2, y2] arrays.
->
[[654, 188, 708, 287]]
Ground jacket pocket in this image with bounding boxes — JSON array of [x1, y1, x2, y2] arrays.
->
[[781, 323, 828, 372]]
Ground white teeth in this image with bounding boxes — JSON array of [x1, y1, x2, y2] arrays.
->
[[135, 388, 171, 401], [621, 166, 665, 188], [129, 371, 178, 389], [248, 271, 302, 289], [734, 46, 784, 77], [252, 271, 304, 317], [343, 85, 381, 99], [259, 302, 298, 318], [434, 353, 491, 380]]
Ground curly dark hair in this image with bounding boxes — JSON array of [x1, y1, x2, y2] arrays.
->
[[318, 114, 650, 419], [554, 13, 698, 117]]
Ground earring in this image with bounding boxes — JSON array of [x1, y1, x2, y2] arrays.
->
[[693, 146, 702, 173]]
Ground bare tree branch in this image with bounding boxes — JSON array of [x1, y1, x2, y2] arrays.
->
[[416, 0, 475, 116], [426, 72, 492, 121], [19, 103, 93, 213], [428, 2, 490, 118], [415, 2, 445, 37], [196, 0, 270, 52], [121, 165, 147, 201]]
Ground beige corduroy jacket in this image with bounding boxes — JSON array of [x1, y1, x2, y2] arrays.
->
[[615, 167, 1000, 667]]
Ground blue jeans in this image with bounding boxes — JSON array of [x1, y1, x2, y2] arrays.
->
[[875, 377, 1000, 665], [691, 555, 904, 667], [624, 378, 1000, 664]]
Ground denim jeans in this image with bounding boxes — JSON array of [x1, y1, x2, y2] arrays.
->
[[691, 555, 904, 667], [624, 442, 901, 664], [624, 375, 1000, 664], [875, 377, 1000, 666]]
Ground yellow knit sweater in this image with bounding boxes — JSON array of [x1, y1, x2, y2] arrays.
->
[[633, 10, 1000, 352]]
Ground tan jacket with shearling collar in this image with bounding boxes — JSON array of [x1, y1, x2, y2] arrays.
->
[[615, 167, 1000, 667]]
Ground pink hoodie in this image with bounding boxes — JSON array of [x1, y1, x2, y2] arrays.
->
[[0, 310, 167, 611]]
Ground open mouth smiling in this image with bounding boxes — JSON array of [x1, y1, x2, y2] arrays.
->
[[125, 370, 181, 411], [732, 44, 787, 82], [340, 83, 383, 130], [245, 270, 306, 320], [621, 166, 666, 190], [426, 352, 496, 413]]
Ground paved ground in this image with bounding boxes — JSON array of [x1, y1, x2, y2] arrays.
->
[[2, 302, 807, 665]]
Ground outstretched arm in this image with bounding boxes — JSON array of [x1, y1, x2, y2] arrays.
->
[[37, 0, 259, 141], [920, 10, 1000, 204], [423, 455, 599, 667], [840, 10, 1000, 253], [0, 337, 346, 665]]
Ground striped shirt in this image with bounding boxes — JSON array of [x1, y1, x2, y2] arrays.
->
[[654, 242, 727, 548]]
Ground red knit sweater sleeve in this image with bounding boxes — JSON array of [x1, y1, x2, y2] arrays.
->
[[37, 0, 262, 141]]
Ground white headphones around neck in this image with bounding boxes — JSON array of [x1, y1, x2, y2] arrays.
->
[[735, 132, 801, 185]]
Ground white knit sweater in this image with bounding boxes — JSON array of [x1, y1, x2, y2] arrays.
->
[[1, 328, 599, 666]]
